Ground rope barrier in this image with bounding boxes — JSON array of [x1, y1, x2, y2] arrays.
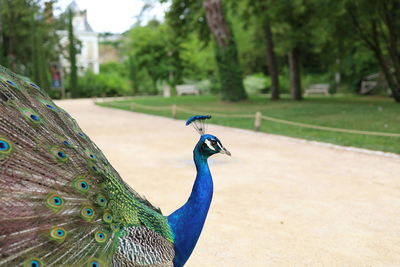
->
[[100, 100, 400, 138], [260, 115, 400, 137], [130, 102, 171, 111]]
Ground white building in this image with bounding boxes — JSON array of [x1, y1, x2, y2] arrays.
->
[[59, 1, 99, 75]]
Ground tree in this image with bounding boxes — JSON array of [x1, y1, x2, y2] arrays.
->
[[123, 20, 182, 94], [67, 9, 78, 97], [263, 13, 280, 100], [268, 0, 316, 100], [268, 0, 334, 100], [0, 0, 33, 70], [203, 0, 247, 101], [0, 0, 60, 89], [345, 0, 400, 102], [163, 0, 247, 101], [231, 0, 281, 99], [126, 55, 139, 95], [288, 46, 302, 100]]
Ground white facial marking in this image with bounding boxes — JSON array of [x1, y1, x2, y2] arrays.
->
[[205, 139, 216, 151], [216, 141, 223, 150]]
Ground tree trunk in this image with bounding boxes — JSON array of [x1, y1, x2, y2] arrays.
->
[[127, 55, 138, 95], [335, 58, 341, 92], [0, 15, 5, 66], [7, 0, 17, 71], [373, 47, 400, 102], [346, 2, 400, 102], [288, 47, 302, 100], [369, 20, 400, 102], [68, 10, 78, 98], [380, 1, 400, 89], [263, 20, 280, 100], [203, 0, 247, 101]]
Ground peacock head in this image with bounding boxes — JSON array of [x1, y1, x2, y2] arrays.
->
[[198, 134, 231, 157], [186, 115, 231, 157]]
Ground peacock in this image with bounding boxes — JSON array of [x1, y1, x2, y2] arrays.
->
[[0, 65, 231, 267]]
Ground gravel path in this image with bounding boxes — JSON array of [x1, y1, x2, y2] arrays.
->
[[56, 99, 400, 267]]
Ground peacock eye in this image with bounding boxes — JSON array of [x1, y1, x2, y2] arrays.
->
[[210, 140, 217, 146]]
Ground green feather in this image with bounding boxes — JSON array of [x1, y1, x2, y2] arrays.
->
[[0, 64, 174, 266]]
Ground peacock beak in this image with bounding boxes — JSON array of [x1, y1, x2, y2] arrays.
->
[[220, 147, 231, 156]]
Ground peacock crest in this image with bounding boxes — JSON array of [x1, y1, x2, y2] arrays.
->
[[185, 115, 211, 135]]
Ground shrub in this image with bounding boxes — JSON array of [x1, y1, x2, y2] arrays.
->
[[70, 70, 131, 97], [244, 73, 269, 95]]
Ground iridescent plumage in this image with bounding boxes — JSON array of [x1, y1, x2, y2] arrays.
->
[[0, 65, 230, 267], [0, 65, 174, 266]]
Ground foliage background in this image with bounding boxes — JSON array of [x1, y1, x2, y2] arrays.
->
[[0, 0, 397, 101]]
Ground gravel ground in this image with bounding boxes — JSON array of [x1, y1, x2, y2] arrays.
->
[[56, 99, 400, 267]]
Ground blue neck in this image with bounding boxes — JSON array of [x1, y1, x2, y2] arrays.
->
[[167, 145, 213, 267]]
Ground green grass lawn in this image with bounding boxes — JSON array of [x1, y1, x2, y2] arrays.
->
[[97, 95, 400, 154]]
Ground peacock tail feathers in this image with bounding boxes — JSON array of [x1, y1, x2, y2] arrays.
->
[[0, 65, 174, 266]]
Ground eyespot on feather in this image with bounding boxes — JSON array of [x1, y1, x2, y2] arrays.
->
[[54, 135, 76, 148], [110, 223, 120, 232], [21, 108, 42, 125], [80, 205, 95, 221], [95, 194, 107, 207], [72, 125, 88, 139], [46, 104, 56, 110], [37, 98, 57, 111], [94, 230, 108, 243], [0, 75, 20, 90], [72, 176, 90, 194], [49, 226, 67, 242], [23, 257, 44, 267], [0, 137, 13, 157], [85, 258, 105, 267], [85, 149, 96, 160], [6, 80, 18, 88], [46, 193, 64, 212], [50, 147, 68, 163], [87, 162, 100, 173], [76, 129, 87, 139], [30, 82, 40, 89], [102, 211, 113, 224], [63, 140, 73, 147]]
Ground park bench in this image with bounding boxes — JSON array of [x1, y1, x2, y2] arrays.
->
[[176, 84, 200, 96], [304, 83, 330, 96], [360, 73, 379, 95]]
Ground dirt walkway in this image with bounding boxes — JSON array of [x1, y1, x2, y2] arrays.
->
[[56, 99, 400, 267]]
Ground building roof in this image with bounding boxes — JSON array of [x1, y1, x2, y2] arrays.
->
[[66, 0, 79, 12], [66, 0, 94, 33], [84, 19, 94, 32]]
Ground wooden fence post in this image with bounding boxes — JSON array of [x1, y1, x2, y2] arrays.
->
[[172, 104, 177, 119], [255, 111, 262, 131]]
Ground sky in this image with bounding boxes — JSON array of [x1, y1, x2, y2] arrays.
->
[[56, 0, 170, 33]]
